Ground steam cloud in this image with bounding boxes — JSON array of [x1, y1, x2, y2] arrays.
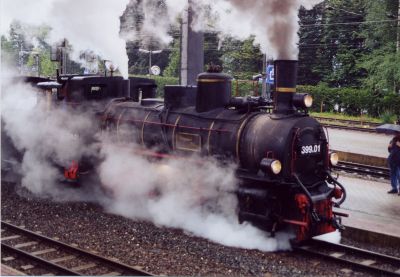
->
[[1, 66, 293, 252], [1, 0, 322, 252], [146, 0, 322, 59], [2, 0, 322, 78], [217, 0, 323, 59], [1, 0, 130, 77]]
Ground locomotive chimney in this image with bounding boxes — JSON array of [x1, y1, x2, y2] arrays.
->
[[273, 60, 298, 114]]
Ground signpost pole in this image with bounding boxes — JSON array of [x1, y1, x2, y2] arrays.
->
[[266, 59, 274, 100], [261, 54, 267, 98]]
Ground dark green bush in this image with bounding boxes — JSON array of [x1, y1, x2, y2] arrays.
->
[[131, 75, 179, 97], [298, 84, 399, 117], [130, 75, 400, 118]]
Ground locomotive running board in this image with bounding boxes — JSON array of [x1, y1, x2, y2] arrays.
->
[[235, 168, 281, 185]]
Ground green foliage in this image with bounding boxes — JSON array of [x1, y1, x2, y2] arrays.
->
[[163, 38, 180, 77], [298, 84, 400, 117], [298, 4, 325, 85], [1, 35, 16, 66], [1, 21, 60, 75], [380, 111, 398, 124], [363, 0, 398, 51], [204, 32, 223, 68], [221, 37, 263, 79], [131, 74, 179, 97], [310, 112, 381, 123], [231, 80, 260, 97], [26, 50, 57, 77], [359, 50, 400, 94]]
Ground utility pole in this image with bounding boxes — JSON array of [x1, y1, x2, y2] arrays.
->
[[139, 48, 163, 75], [261, 54, 267, 98], [34, 53, 40, 77], [58, 39, 68, 74], [397, 0, 400, 52], [180, 0, 204, 86]]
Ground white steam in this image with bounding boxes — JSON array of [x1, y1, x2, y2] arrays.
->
[[2, 0, 322, 78], [1, 0, 130, 77], [1, 0, 318, 251], [1, 68, 97, 195], [98, 144, 292, 251], [1, 65, 292, 252], [314, 230, 342, 244]]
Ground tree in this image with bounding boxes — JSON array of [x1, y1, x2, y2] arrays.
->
[[204, 32, 223, 69], [316, 0, 366, 87], [298, 4, 325, 85], [358, 0, 400, 98], [121, 0, 172, 75], [221, 36, 263, 79], [362, 0, 398, 51], [1, 35, 16, 66], [163, 37, 180, 77], [26, 50, 57, 77]]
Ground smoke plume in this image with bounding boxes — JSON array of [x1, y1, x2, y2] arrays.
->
[[158, 0, 322, 59], [217, 0, 323, 59]]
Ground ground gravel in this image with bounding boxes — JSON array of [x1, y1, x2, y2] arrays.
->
[[1, 182, 378, 276]]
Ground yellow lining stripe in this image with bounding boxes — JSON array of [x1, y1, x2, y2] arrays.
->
[[236, 117, 252, 162], [116, 108, 127, 143], [141, 111, 152, 145], [276, 87, 296, 93], [207, 121, 215, 155], [172, 115, 181, 150], [197, 79, 229, 83]]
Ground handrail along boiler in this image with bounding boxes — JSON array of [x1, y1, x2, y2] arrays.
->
[[97, 60, 347, 242]]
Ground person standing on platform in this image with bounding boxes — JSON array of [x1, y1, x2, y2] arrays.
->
[[387, 132, 400, 194]]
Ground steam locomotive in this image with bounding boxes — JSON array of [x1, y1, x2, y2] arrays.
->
[[3, 60, 347, 242]]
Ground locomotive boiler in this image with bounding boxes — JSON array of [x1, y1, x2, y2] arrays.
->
[[96, 60, 347, 242]]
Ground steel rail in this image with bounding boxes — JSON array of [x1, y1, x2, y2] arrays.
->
[[294, 239, 400, 276], [1, 243, 81, 275], [322, 123, 377, 133], [314, 116, 381, 127], [1, 221, 153, 276], [313, 117, 380, 133], [334, 161, 390, 179]]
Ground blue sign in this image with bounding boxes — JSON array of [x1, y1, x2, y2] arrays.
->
[[266, 65, 274, 84]]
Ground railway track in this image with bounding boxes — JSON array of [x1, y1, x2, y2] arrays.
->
[[294, 239, 400, 276], [334, 161, 390, 179], [1, 221, 152, 276], [314, 116, 380, 133]]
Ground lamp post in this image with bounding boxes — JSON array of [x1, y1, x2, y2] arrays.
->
[[138, 48, 163, 75]]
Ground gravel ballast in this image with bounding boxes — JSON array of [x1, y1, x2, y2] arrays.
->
[[1, 182, 385, 276]]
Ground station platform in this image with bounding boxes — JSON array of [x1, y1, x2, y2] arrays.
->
[[327, 128, 392, 159], [336, 175, 400, 240]]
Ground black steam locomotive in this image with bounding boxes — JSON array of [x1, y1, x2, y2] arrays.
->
[[4, 60, 347, 242]]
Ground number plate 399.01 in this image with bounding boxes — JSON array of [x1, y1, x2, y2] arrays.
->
[[300, 144, 321, 155]]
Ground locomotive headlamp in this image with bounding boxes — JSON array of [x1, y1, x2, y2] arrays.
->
[[260, 158, 282, 175], [293, 93, 313, 109], [303, 94, 313, 108], [329, 152, 339, 166]]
